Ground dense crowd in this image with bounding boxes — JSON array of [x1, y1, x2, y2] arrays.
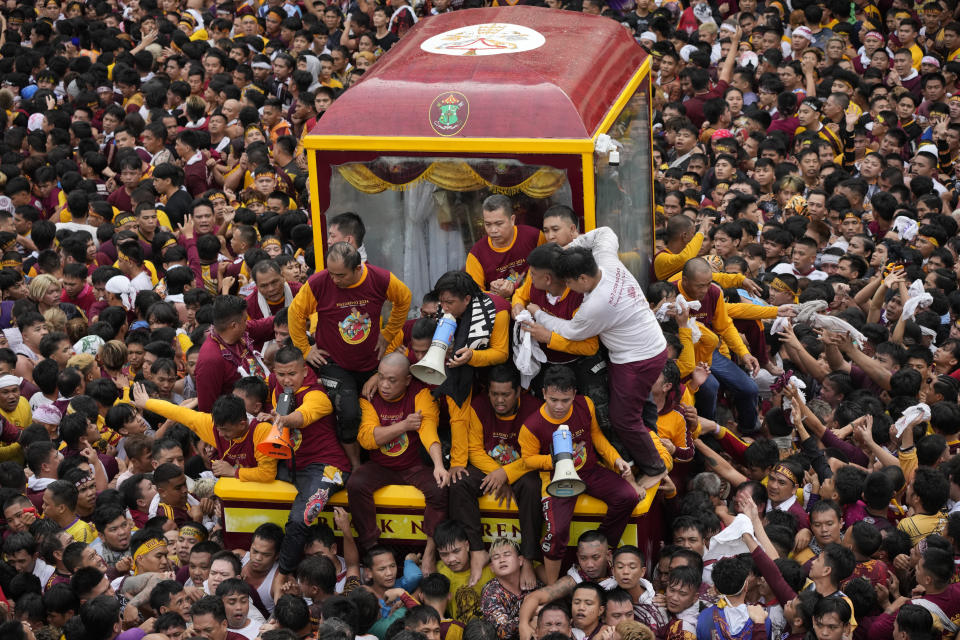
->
[[0, 1, 958, 640]]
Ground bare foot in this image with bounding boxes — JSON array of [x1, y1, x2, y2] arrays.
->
[[520, 561, 537, 590], [625, 476, 647, 500], [635, 471, 668, 490]]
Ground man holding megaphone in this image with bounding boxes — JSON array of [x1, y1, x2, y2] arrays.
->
[[518, 365, 640, 586]]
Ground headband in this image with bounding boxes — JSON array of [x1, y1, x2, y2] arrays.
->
[[819, 254, 840, 265], [0, 375, 21, 389], [118, 250, 135, 263], [0, 237, 15, 252], [843, 212, 861, 221], [834, 78, 853, 90], [685, 197, 699, 208], [132, 539, 166, 573], [115, 213, 135, 226], [772, 463, 798, 485], [179, 525, 206, 541], [864, 31, 883, 41], [0, 260, 20, 268], [251, 61, 272, 70], [922, 235, 940, 247], [162, 237, 177, 250], [769, 278, 797, 296], [73, 473, 94, 489], [262, 237, 282, 248], [950, 95, 960, 103]]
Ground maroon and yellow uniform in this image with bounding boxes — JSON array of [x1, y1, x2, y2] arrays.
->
[[289, 263, 411, 373], [511, 278, 598, 362], [465, 225, 543, 292], [268, 369, 352, 473], [144, 399, 278, 482]]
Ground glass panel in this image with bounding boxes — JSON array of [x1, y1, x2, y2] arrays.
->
[[595, 77, 653, 286], [325, 156, 573, 307]]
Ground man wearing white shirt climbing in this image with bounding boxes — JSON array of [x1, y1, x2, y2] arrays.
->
[[522, 226, 668, 488]]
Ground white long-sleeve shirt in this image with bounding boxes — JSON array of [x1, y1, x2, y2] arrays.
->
[[534, 227, 666, 364]]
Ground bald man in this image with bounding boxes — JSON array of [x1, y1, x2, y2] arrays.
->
[[676, 258, 760, 434], [346, 353, 448, 557], [222, 99, 244, 138]]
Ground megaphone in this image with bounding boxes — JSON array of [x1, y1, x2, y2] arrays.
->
[[257, 387, 295, 460], [411, 313, 457, 386], [546, 425, 586, 498]]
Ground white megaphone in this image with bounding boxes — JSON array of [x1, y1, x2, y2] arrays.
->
[[411, 313, 457, 386], [546, 425, 586, 498]]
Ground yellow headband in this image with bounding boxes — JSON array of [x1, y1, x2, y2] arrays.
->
[[132, 539, 166, 574], [772, 464, 798, 485], [843, 212, 860, 222], [118, 250, 135, 263], [922, 235, 940, 248], [179, 525, 206, 541], [262, 238, 282, 249], [770, 278, 797, 295], [1, 260, 20, 268]]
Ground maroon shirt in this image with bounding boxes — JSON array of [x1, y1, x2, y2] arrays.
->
[[246, 281, 303, 321], [682, 80, 729, 128], [195, 319, 275, 411], [306, 263, 399, 373], [367, 382, 428, 471], [472, 392, 540, 465], [268, 368, 351, 472], [522, 395, 600, 472], [467, 225, 541, 290]]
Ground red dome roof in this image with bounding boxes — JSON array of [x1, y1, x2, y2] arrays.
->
[[309, 6, 647, 140]]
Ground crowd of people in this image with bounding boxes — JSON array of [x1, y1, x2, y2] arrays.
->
[[0, 1, 958, 640]]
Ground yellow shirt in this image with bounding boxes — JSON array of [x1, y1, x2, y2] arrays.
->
[[65, 517, 99, 543], [437, 561, 493, 623], [0, 396, 32, 429], [898, 512, 948, 546]]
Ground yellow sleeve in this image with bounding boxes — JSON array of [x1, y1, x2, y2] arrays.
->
[[519, 425, 552, 471], [144, 398, 216, 447], [899, 448, 918, 481], [357, 398, 380, 451], [676, 327, 696, 379], [654, 233, 703, 280], [415, 388, 440, 450], [726, 303, 779, 320], [289, 281, 318, 357], [511, 277, 532, 309], [157, 210, 172, 230], [467, 309, 509, 367], [465, 253, 486, 290], [585, 397, 621, 468], [713, 294, 749, 357], [712, 272, 745, 288], [296, 389, 334, 426], [383, 273, 412, 343], [238, 422, 279, 483], [0, 443, 22, 464], [447, 396, 470, 468]]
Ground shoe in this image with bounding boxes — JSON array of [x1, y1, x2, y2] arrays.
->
[[304, 487, 330, 525]]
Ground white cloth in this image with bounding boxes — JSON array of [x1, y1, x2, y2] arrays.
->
[[655, 295, 702, 342], [724, 604, 751, 635], [771, 262, 827, 281], [704, 513, 754, 563], [901, 279, 933, 322], [794, 300, 868, 347], [512, 310, 547, 389], [781, 376, 806, 411], [26, 476, 55, 491], [257, 282, 294, 318], [106, 275, 137, 310], [894, 403, 930, 437], [535, 228, 666, 363], [893, 216, 919, 242], [233, 618, 263, 640]]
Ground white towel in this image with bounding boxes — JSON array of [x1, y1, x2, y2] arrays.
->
[[704, 513, 754, 563], [513, 311, 547, 389], [654, 295, 702, 342], [893, 216, 919, 242], [901, 279, 933, 322], [894, 403, 930, 437]]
